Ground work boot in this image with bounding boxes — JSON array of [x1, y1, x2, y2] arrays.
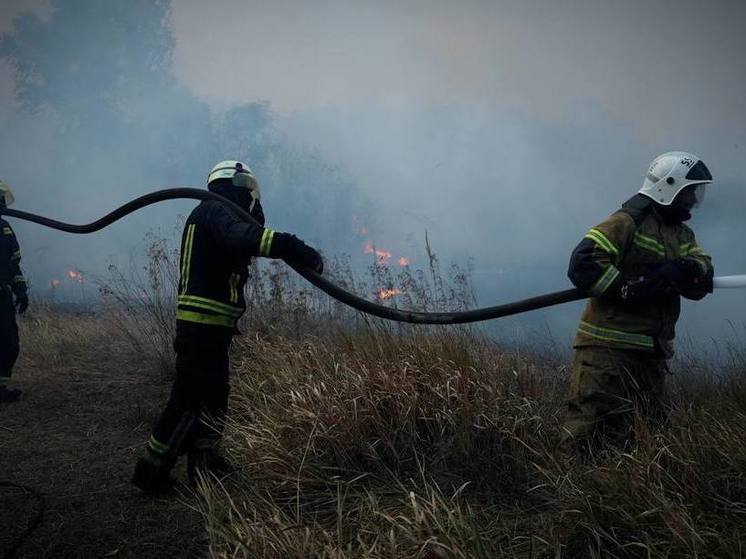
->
[[187, 449, 235, 484], [131, 458, 175, 496], [0, 387, 22, 403]]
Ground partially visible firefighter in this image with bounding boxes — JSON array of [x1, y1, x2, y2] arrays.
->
[[563, 152, 714, 451], [132, 160, 323, 494], [0, 180, 29, 404]]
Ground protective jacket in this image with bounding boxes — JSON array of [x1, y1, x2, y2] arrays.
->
[[176, 199, 271, 329], [568, 195, 713, 357], [0, 218, 27, 296]]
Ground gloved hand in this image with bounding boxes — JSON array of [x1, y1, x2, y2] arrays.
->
[[15, 291, 28, 314], [275, 233, 324, 274], [649, 259, 705, 293], [617, 277, 666, 303]]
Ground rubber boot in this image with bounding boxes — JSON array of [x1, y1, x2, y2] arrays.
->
[[131, 458, 175, 496], [187, 448, 235, 484]]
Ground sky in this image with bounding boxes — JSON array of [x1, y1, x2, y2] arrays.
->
[[1, 0, 746, 353], [169, 0, 746, 139]]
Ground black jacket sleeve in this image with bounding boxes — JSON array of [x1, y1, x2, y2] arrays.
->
[[205, 202, 270, 257], [2, 222, 26, 296], [204, 201, 319, 269], [568, 212, 635, 297]]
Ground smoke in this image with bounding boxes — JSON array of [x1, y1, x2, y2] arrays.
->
[[1, 0, 745, 352], [0, 0, 362, 301], [278, 101, 746, 346]]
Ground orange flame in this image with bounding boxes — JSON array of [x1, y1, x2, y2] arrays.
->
[[364, 242, 392, 265], [376, 288, 402, 300], [398, 257, 410, 266], [68, 270, 84, 283]]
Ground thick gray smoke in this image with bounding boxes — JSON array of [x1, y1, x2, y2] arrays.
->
[[1, 0, 745, 354], [281, 104, 746, 350], [0, 1, 361, 301]]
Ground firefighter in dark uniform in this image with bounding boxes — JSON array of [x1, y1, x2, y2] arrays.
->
[[563, 152, 714, 450], [132, 160, 324, 494], [0, 180, 29, 403]]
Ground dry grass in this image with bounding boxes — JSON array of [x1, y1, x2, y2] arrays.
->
[[191, 325, 745, 559], [11, 234, 746, 558], [5, 307, 205, 558]]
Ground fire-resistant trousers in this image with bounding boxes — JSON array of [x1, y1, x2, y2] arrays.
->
[[561, 345, 667, 449], [146, 323, 233, 468], [0, 286, 19, 388]]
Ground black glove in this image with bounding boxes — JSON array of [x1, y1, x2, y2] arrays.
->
[[15, 291, 28, 314], [617, 277, 666, 303], [273, 233, 324, 274], [651, 259, 707, 294], [699, 272, 714, 294]]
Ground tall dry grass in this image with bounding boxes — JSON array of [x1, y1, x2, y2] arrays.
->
[[194, 326, 745, 559], [22, 233, 746, 558]]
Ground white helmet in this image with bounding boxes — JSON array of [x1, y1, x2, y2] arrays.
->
[[207, 160, 258, 191], [639, 151, 712, 206], [0, 179, 14, 207]]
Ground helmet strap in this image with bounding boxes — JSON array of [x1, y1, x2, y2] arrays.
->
[[655, 202, 691, 224]]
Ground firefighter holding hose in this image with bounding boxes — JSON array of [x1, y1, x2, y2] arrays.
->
[[0, 180, 29, 404], [132, 160, 323, 494], [563, 152, 715, 450]]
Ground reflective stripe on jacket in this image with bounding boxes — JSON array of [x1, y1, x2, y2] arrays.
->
[[176, 200, 271, 328], [568, 196, 713, 357]]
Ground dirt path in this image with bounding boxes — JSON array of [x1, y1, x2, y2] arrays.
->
[[0, 359, 206, 558]]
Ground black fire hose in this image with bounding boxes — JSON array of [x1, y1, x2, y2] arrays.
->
[[1, 187, 586, 324], [0, 188, 577, 555]]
